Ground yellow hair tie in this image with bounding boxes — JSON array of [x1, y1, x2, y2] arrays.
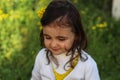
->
[[37, 7, 46, 18], [37, 7, 46, 30]]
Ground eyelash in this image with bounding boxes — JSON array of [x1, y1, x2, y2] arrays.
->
[[44, 36, 51, 39], [44, 36, 66, 41], [58, 38, 65, 41]]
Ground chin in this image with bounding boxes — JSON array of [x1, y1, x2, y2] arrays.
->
[[51, 52, 61, 55], [51, 51, 67, 55]]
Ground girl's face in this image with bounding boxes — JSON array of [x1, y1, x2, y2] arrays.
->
[[43, 23, 75, 55]]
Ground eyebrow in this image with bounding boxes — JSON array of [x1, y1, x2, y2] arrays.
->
[[43, 34, 68, 38], [56, 36, 68, 39], [43, 34, 49, 36]]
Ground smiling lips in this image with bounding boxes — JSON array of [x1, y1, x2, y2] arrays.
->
[[51, 48, 59, 52]]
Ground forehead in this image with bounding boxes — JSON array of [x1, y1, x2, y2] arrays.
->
[[43, 23, 74, 36]]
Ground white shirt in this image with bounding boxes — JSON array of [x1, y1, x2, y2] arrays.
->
[[31, 48, 100, 80], [51, 52, 71, 74]]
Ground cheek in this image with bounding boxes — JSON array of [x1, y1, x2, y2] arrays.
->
[[63, 40, 74, 51], [44, 40, 49, 47]]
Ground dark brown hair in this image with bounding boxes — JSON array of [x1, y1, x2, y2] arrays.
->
[[40, 0, 88, 69]]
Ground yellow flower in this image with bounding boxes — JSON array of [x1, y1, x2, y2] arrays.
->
[[103, 22, 107, 27], [2, 0, 5, 2], [0, 9, 3, 14], [81, 10, 86, 14], [37, 7, 46, 18], [37, 22, 43, 30], [0, 16, 3, 21], [39, 26, 43, 31], [92, 26, 96, 30], [97, 17, 102, 21], [96, 22, 107, 28], [2, 13, 8, 19], [20, 0, 24, 2], [97, 23, 104, 28], [37, 7, 46, 30], [5, 49, 13, 60]]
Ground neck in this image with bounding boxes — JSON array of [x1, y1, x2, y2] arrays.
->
[[51, 52, 71, 74], [53, 52, 70, 62]]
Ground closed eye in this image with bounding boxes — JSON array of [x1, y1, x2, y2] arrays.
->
[[43, 34, 51, 40], [57, 36, 67, 41], [45, 36, 51, 39]]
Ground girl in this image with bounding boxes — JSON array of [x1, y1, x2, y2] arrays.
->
[[31, 0, 100, 80]]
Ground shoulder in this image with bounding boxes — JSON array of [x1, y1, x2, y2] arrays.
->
[[35, 48, 47, 63], [81, 50, 97, 67], [81, 51, 100, 80], [79, 50, 99, 74], [37, 48, 47, 57]]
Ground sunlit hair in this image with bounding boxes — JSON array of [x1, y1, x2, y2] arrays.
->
[[40, 0, 88, 69]]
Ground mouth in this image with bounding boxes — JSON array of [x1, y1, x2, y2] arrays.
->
[[51, 48, 59, 51]]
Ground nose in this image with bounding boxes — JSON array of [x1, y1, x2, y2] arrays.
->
[[50, 40, 58, 48]]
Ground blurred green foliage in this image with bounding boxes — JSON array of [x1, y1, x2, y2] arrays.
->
[[0, 0, 51, 79], [0, 0, 119, 80], [74, 0, 120, 80]]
